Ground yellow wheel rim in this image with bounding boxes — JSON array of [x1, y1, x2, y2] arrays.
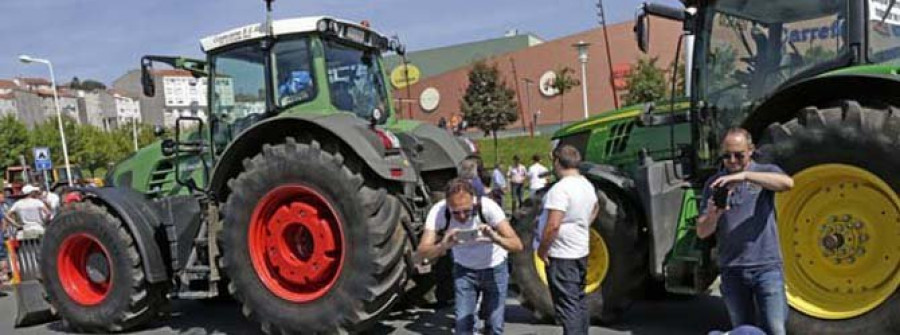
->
[[776, 164, 900, 319], [534, 228, 609, 293]]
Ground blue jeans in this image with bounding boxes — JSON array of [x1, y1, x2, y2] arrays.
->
[[453, 261, 509, 335], [720, 265, 788, 335]]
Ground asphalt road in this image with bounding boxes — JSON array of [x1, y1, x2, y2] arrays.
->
[[0, 283, 730, 335]]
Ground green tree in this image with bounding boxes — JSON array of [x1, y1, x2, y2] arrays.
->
[[550, 66, 580, 126], [623, 57, 667, 106], [72, 125, 114, 177], [668, 56, 687, 98], [29, 116, 81, 167], [0, 116, 31, 168], [460, 60, 519, 163], [67, 77, 106, 91], [80, 80, 107, 91]]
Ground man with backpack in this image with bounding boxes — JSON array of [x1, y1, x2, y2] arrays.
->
[[415, 178, 523, 335]]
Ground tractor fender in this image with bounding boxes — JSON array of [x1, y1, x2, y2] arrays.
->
[[579, 162, 637, 191], [394, 122, 471, 173], [743, 73, 900, 137], [210, 114, 417, 198], [79, 187, 170, 283]]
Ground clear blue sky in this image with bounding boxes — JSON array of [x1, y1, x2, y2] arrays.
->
[[0, 0, 681, 85]]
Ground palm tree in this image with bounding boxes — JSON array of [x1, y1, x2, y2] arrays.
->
[[550, 66, 580, 127]]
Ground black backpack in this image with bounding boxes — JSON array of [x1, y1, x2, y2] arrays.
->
[[436, 196, 488, 237]]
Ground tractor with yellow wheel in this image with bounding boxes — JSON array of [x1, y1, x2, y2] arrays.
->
[[511, 1, 900, 333]]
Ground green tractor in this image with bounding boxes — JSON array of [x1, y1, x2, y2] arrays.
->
[[33, 4, 471, 334], [511, 0, 900, 333]]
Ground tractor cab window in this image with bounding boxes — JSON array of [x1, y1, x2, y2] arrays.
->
[[210, 43, 266, 147], [702, 0, 849, 127], [324, 40, 389, 123], [274, 37, 316, 107], [868, 1, 900, 63]]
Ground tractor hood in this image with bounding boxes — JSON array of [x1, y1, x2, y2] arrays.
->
[[552, 99, 692, 171]]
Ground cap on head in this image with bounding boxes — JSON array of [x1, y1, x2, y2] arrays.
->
[[22, 185, 39, 195]]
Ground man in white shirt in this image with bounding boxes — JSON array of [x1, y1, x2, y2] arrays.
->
[[527, 154, 549, 198], [3, 185, 51, 239], [535, 145, 599, 335], [507, 155, 527, 212], [415, 178, 523, 335], [43, 187, 60, 216]]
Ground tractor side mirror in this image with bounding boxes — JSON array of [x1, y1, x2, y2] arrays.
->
[[141, 58, 155, 97], [635, 2, 688, 53], [161, 139, 176, 157], [635, 8, 650, 53]]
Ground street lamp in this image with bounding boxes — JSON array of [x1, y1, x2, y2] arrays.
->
[[19, 54, 73, 187], [572, 41, 591, 120]]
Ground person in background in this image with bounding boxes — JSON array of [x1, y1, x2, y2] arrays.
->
[[42, 186, 60, 217], [0, 191, 10, 284], [527, 153, 549, 198], [507, 155, 527, 212], [490, 164, 506, 209], [415, 179, 522, 335], [3, 185, 51, 240], [535, 145, 599, 335], [64, 190, 83, 206], [459, 157, 486, 197], [438, 116, 448, 129]]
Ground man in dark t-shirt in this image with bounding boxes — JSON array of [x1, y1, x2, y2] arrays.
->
[[697, 127, 794, 335]]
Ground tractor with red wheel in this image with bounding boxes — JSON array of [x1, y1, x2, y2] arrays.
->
[[33, 4, 470, 334]]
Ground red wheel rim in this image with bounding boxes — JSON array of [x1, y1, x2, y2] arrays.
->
[[57, 233, 113, 306], [248, 185, 346, 303]]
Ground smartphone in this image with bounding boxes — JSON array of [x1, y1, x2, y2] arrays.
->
[[713, 186, 729, 209], [455, 229, 480, 244]]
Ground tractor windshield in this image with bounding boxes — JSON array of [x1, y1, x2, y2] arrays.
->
[[324, 40, 390, 123], [701, 0, 849, 126]]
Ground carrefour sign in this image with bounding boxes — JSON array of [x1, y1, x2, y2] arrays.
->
[[783, 20, 843, 44]]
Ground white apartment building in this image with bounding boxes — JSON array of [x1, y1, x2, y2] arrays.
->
[[0, 80, 17, 118], [113, 91, 141, 126], [37, 88, 81, 123]]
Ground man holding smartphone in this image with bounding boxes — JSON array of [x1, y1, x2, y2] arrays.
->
[[415, 178, 523, 335], [697, 128, 794, 335]]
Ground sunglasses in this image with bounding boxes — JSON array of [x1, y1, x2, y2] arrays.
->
[[449, 208, 476, 216], [719, 151, 748, 161]]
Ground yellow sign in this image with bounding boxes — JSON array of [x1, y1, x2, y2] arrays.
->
[[390, 64, 421, 88]]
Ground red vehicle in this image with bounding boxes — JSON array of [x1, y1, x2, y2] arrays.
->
[[3, 166, 32, 197]]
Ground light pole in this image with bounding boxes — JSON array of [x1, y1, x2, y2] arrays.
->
[[522, 78, 535, 137], [132, 116, 139, 152], [573, 41, 591, 120], [19, 55, 73, 187]]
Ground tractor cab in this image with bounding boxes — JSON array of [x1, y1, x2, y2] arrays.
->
[[141, 17, 402, 147], [199, 17, 401, 144]]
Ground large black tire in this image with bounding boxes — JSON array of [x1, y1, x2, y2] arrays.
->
[[510, 185, 647, 324], [40, 202, 166, 332], [758, 100, 900, 334], [221, 138, 409, 334]]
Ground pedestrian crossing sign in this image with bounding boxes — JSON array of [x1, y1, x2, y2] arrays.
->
[[33, 147, 51, 171]]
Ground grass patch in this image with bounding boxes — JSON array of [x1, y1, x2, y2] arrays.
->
[[474, 134, 552, 212], [475, 134, 552, 168]]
